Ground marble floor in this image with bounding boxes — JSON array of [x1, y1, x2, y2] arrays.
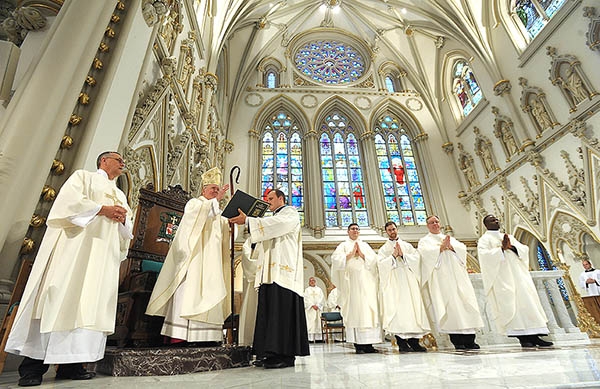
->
[[2, 342, 600, 388]]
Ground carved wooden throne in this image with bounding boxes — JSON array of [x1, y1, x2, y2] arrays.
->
[[109, 184, 191, 347]]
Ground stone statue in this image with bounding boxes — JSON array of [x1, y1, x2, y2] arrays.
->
[[530, 98, 553, 131], [500, 122, 519, 156], [561, 67, 590, 105], [477, 140, 497, 176], [458, 144, 479, 189]]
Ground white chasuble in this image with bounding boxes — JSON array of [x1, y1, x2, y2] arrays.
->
[[303, 286, 325, 339], [146, 196, 230, 342], [331, 238, 382, 344], [6, 169, 133, 363], [418, 233, 483, 334], [248, 206, 303, 297], [478, 231, 548, 335], [377, 239, 430, 338]]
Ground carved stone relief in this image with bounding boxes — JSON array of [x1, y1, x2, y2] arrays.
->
[[473, 127, 499, 178], [491, 106, 520, 160], [547, 47, 597, 112], [177, 39, 195, 97], [518, 78, 559, 136], [123, 146, 156, 210], [158, 0, 182, 55], [457, 143, 480, 190], [583, 7, 600, 52]]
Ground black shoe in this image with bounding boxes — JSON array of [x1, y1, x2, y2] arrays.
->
[[252, 359, 265, 367], [363, 345, 379, 353], [55, 366, 96, 380], [263, 358, 294, 369], [454, 344, 466, 350], [465, 342, 480, 350], [520, 342, 536, 348], [18, 375, 42, 387], [395, 336, 413, 353], [407, 338, 427, 352], [533, 336, 553, 347]]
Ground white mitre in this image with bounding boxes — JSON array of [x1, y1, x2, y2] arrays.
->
[[201, 167, 222, 186]]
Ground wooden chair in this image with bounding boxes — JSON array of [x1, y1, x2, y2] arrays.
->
[[321, 311, 345, 343]]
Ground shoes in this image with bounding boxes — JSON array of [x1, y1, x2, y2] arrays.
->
[[263, 358, 294, 369], [252, 359, 265, 367], [55, 366, 96, 380], [532, 336, 553, 347], [407, 338, 427, 352], [395, 336, 413, 353], [18, 375, 42, 387], [363, 345, 379, 354], [454, 344, 466, 350], [465, 343, 480, 350], [355, 349, 365, 354], [520, 342, 536, 348]]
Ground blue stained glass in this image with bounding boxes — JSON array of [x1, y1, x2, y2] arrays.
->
[[276, 155, 287, 168], [387, 211, 400, 224], [336, 169, 349, 181], [350, 169, 362, 181], [267, 72, 276, 88], [385, 76, 395, 93], [322, 169, 334, 181], [320, 134, 331, 154], [341, 212, 353, 226], [453, 60, 484, 117], [385, 196, 396, 209], [408, 170, 420, 182], [383, 183, 395, 195], [338, 182, 350, 196], [402, 211, 415, 225], [356, 212, 368, 227], [413, 196, 425, 210], [348, 156, 360, 167], [325, 196, 337, 210], [397, 184, 409, 195], [415, 212, 427, 225], [400, 196, 411, 210], [404, 157, 416, 169], [380, 169, 392, 182], [325, 212, 337, 227], [279, 182, 289, 193], [291, 196, 302, 207], [322, 156, 333, 168], [339, 196, 352, 209], [290, 157, 302, 168], [294, 40, 365, 85], [410, 183, 422, 196]]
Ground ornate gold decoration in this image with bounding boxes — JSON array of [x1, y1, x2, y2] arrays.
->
[[116, 1, 126, 11], [85, 75, 96, 87], [421, 333, 437, 351], [60, 135, 73, 149], [111, 14, 120, 23], [78, 92, 90, 105], [51, 159, 65, 175], [93, 58, 103, 70], [41, 185, 56, 201], [557, 263, 600, 337], [99, 42, 109, 52], [30, 214, 46, 228], [105, 27, 115, 38], [493, 79, 511, 96], [20, 237, 34, 254], [69, 114, 82, 125]]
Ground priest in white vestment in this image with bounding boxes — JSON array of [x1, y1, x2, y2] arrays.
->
[[239, 238, 258, 346], [579, 260, 600, 297], [331, 223, 382, 354], [378, 221, 429, 352], [6, 152, 133, 387], [478, 215, 553, 348], [146, 167, 230, 343], [418, 215, 483, 350], [230, 189, 309, 369], [303, 277, 325, 342], [326, 286, 340, 311]]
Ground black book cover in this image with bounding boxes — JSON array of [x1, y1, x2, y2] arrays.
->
[[222, 190, 270, 218]]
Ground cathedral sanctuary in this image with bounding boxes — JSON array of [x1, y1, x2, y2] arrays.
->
[[0, 0, 600, 387]]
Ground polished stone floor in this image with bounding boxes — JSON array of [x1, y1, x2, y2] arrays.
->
[[2, 341, 600, 388]]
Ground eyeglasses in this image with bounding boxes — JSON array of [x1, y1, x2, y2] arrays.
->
[[105, 156, 125, 165]]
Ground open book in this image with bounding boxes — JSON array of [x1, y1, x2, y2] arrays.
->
[[222, 190, 269, 218]]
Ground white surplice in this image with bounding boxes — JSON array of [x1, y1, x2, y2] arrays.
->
[[248, 206, 303, 296], [331, 238, 382, 344], [418, 233, 483, 334], [6, 169, 133, 363], [326, 288, 340, 311], [303, 285, 325, 341], [377, 239, 430, 338], [579, 269, 600, 297], [146, 196, 230, 342], [478, 231, 548, 336]]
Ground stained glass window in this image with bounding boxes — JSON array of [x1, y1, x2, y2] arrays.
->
[[453, 60, 483, 117], [375, 115, 427, 226], [261, 112, 304, 224], [266, 71, 276, 88], [515, 0, 567, 39], [320, 112, 368, 228], [294, 40, 365, 85], [385, 76, 396, 93]]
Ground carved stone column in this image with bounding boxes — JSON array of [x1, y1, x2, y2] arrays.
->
[[247, 128, 261, 196], [304, 129, 325, 238], [492, 79, 535, 149], [546, 278, 578, 332], [359, 130, 385, 230], [534, 278, 562, 333], [198, 72, 217, 141], [0, 2, 118, 285]]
